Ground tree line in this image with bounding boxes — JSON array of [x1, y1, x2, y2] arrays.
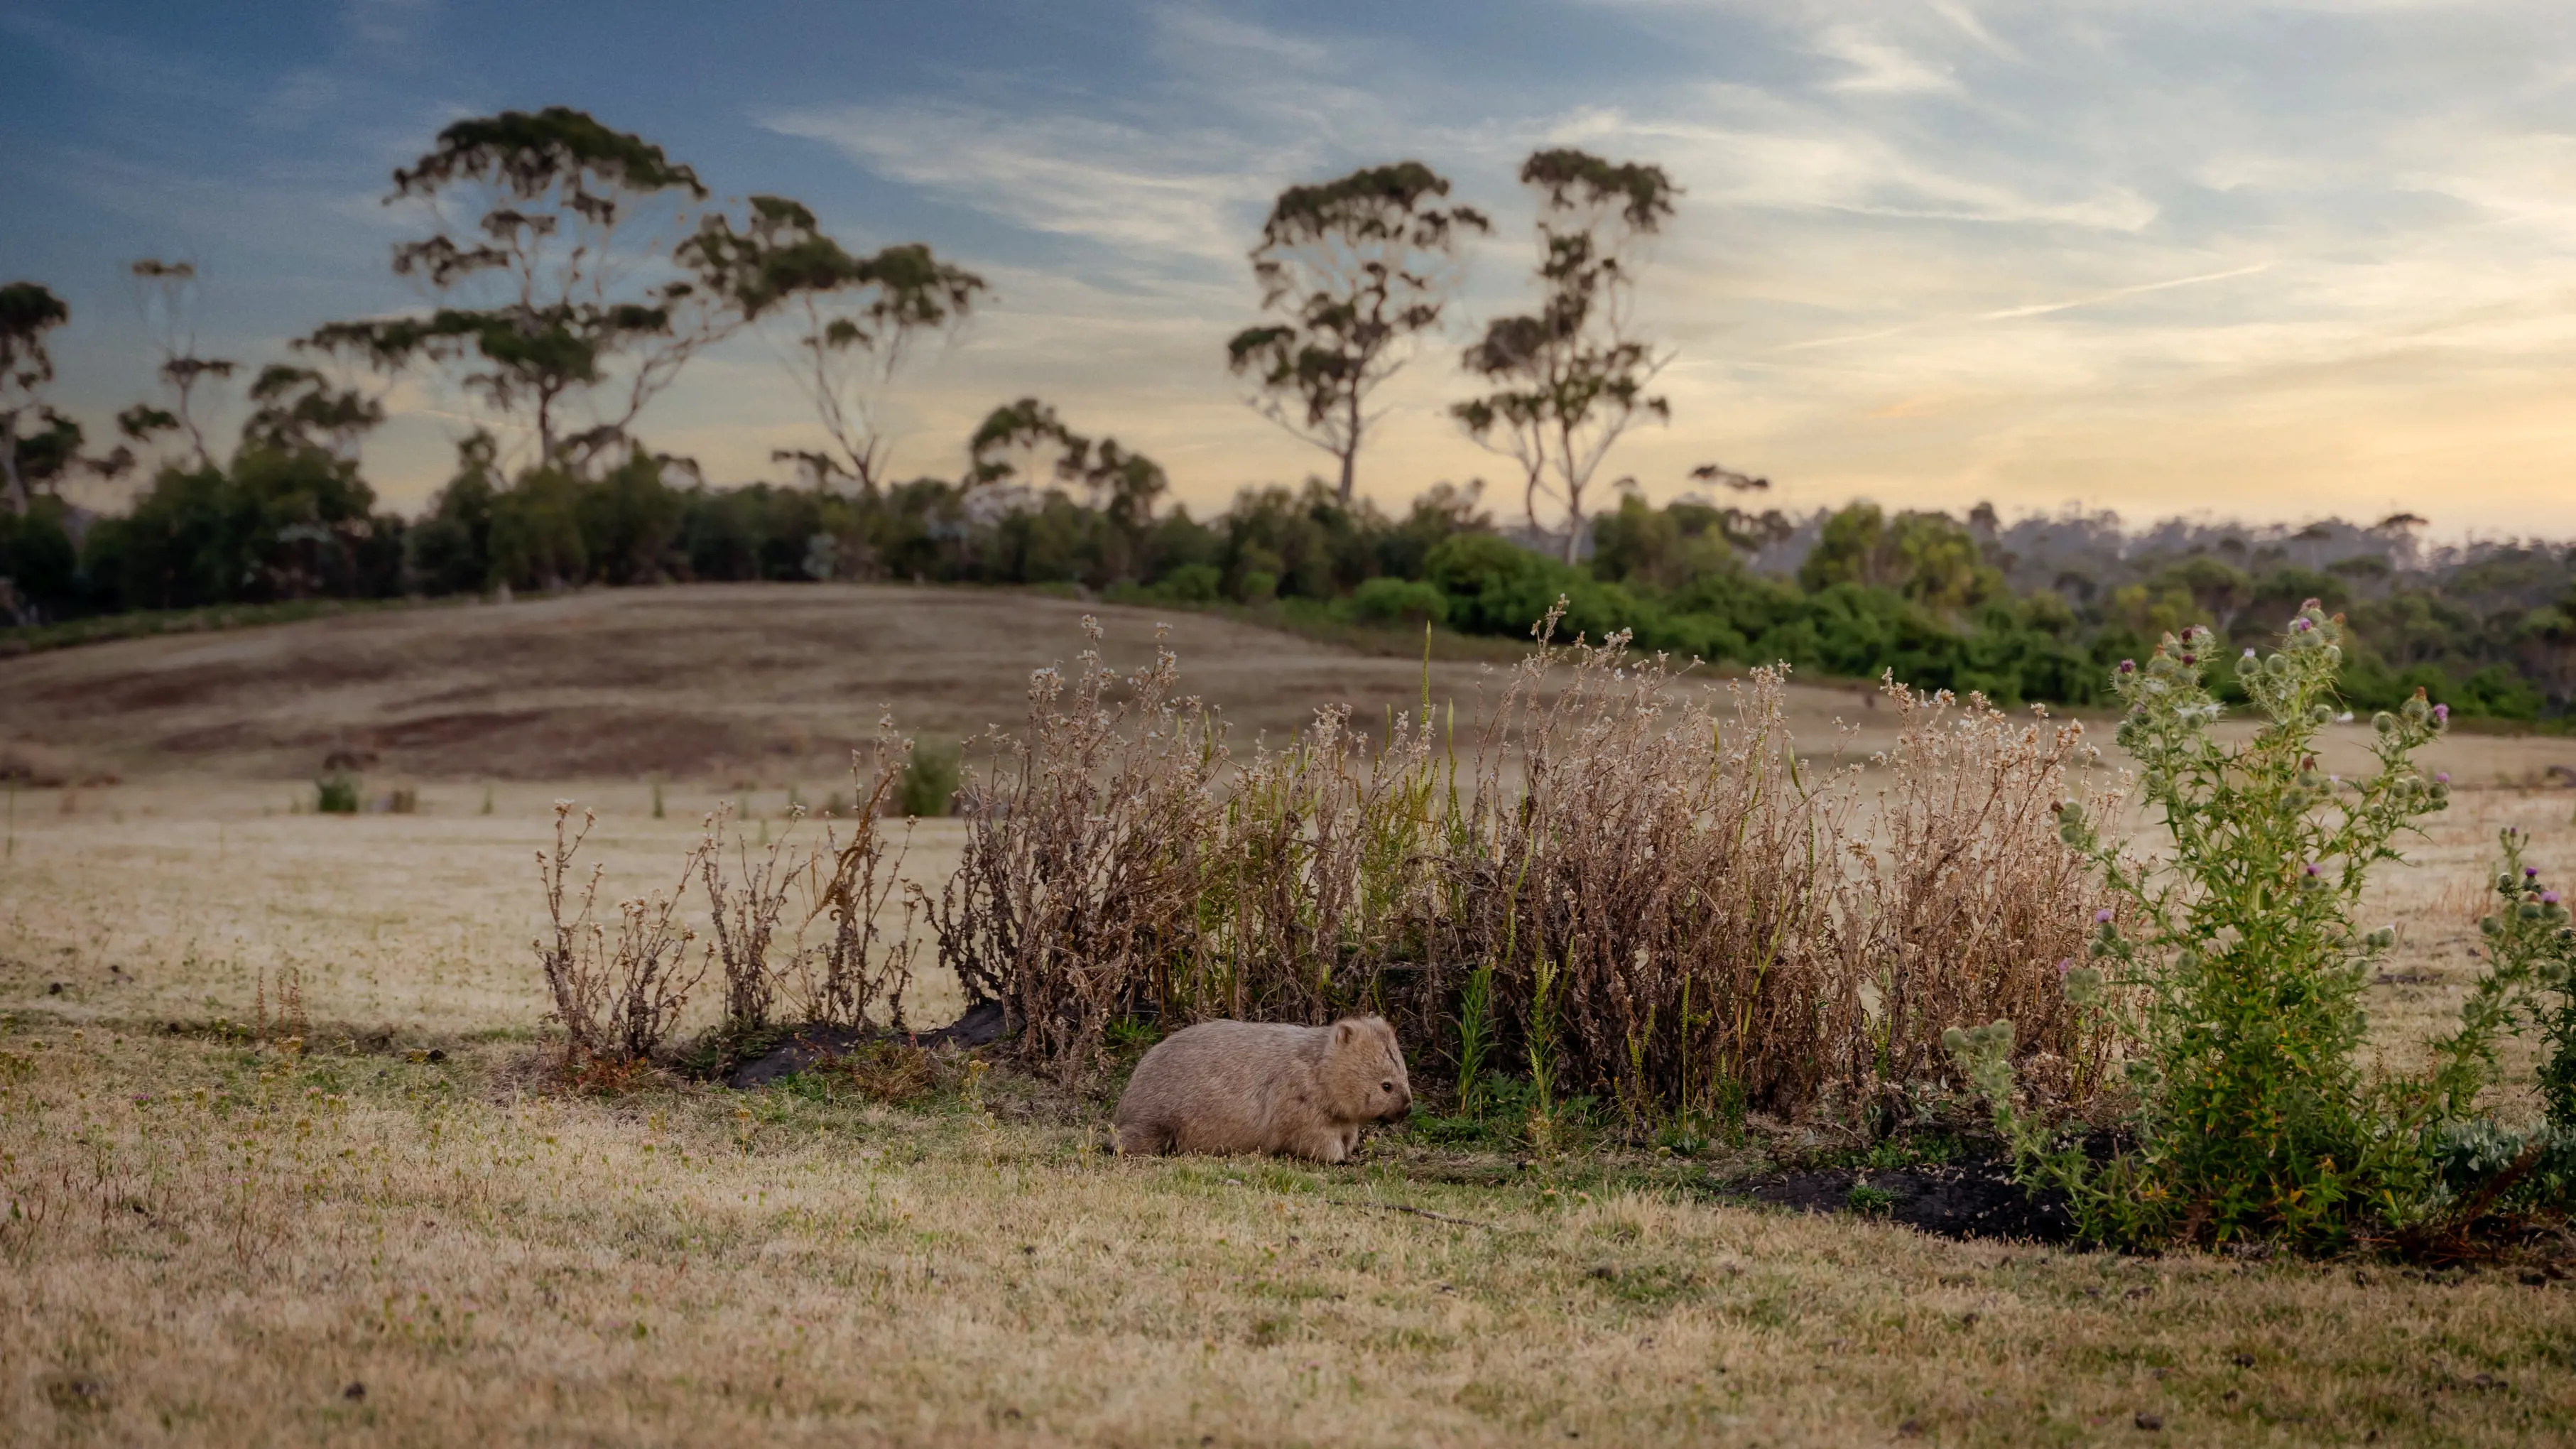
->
[[2, 107, 2570, 719]]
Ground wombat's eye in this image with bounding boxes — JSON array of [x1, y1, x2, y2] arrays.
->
[[1380, 1080, 1393, 1092]]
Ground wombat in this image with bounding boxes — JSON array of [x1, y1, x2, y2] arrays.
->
[[1113, 1016, 1411, 1163]]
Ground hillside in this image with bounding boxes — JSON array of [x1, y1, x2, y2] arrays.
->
[[0, 583, 1906, 781]]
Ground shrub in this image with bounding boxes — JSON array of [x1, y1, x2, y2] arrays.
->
[[1158, 563, 1222, 603], [783, 738, 920, 1033], [930, 617, 1225, 1080], [699, 801, 800, 1037], [532, 801, 710, 1065], [1842, 679, 2124, 1126], [1960, 604, 2491, 1249], [1191, 702, 1445, 1027], [1432, 612, 1857, 1121], [315, 771, 361, 815], [2483, 830, 2576, 1127], [900, 739, 960, 818], [1344, 576, 1448, 628]]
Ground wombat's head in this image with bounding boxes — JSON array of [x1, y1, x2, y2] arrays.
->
[[1320, 1016, 1411, 1122]]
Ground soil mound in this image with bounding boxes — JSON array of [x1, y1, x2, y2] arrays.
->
[[1731, 1157, 2077, 1242], [723, 1001, 1008, 1090]]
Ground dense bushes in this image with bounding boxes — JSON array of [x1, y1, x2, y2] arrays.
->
[[9, 421, 2570, 721]]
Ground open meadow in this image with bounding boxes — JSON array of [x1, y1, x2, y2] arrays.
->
[[6, 592, 2576, 1445]]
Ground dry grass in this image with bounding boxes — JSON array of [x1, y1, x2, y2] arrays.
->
[[1841, 682, 2129, 1117], [6, 776, 2576, 1443], [0, 583, 1913, 783]]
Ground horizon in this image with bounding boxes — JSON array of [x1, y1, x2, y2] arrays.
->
[[6, 1, 2576, 541]]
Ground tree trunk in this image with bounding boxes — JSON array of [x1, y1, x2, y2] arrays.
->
[[0, 418, 24, 516], [1338, 386, 1362, 504]]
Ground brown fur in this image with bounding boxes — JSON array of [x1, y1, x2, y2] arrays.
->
[[1112, 1016, 1411, 1163]]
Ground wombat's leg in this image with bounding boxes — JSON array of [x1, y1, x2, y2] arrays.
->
[[1283, 1122, 1349, 1164], [1116, 1121, 1172, 1156]]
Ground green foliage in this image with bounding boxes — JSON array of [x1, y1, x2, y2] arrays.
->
[[1228, 161, 1491, 503], [1454, 149, 1679, 562], [1955, 604, 2523, 1251], [2481, 831, 2576, 1127], [1344, 576, 1447, 627], [1, 280, 74, 515], [315, 771, 362, 815], [901, 739, 960, 818]]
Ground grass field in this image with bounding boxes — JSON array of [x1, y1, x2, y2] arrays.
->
[[7, 594, 2576, 1445]]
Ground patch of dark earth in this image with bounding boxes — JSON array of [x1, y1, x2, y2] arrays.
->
[[1724, 1157, 2077, 1243], [724, 1001, 1008, 1090]]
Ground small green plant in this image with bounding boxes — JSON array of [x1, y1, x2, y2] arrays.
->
[[1452, 960, 1497, 1116], [479, 785, 494, 816], [651, 778, 665, 819], [1957, 604, 2497, 1251], [1844, 1182, 1899, 1218], [315, 771, 361, 815], [901, 739, 960, 818]]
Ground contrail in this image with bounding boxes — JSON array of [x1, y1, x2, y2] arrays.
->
[[1777, 261, 2274, 352]]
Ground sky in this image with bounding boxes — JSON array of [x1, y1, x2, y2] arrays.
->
[[4, 0, 2575, 538]]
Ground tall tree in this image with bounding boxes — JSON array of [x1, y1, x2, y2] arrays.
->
[[966, 396, 1167, 528], [0, 281, 71, 516], [239, 364, 386, 460], [691, 196, 984, 492], [123, 260, 237, 467], [1227, 163, 1490, 506], [312, 107, 744, 471], [1453, 149, 1679, 563]]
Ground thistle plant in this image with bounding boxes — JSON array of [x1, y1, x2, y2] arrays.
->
[[1958, 602, 2467, 1248], [2482, 830, 2576, 1128]]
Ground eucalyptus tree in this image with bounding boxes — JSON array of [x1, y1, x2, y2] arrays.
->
[[310, 108, 741, 471], [119, 260, 236, 467], [692, 195, 986, 492], [1453, 149, 1678, 563], [1227, 162, 1489, 504], [967, 396, 1166, 528], [0, 281, 72, 515]]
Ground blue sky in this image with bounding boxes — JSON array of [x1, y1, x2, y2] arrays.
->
[[6, 0, 2575, 536]]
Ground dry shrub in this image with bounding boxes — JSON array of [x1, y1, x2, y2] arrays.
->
[[1435, 620, 1858, 1119], [842, 1039, 939, 1105], [931, 617, 1224, 1081], [533, 801, 710, 1065], [699, 801, 799, 1035], [1192, 703, 1446, 1026], [1838, 680, 2125, 1118], [781, 734, 919, 1033]]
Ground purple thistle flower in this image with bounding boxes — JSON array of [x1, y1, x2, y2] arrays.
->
[[2118, 659, 2136, 674], [2528, 867, 2542, 879], [2436, 772, 2451, 784], [2545, 891, 2563, 906], [2057, 957, 2074, 977], [2432, 703, 2450, 724], [2305, 862, 2323, 877], [2094, 908, 2114, 923]]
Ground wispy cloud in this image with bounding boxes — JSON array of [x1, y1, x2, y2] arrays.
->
[[1813, 24, 1957, 94], [760, 104, 1274, 266]]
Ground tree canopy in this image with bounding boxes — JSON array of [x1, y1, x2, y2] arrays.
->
[[1227, 162, 1489, 505]]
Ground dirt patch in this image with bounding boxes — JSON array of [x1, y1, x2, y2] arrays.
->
[[0, 583, 1938, 779], [1727, 1157, 2077, 1242]]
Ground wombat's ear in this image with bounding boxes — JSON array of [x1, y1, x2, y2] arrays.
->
[[1335, 1020, 1355, 1046]]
